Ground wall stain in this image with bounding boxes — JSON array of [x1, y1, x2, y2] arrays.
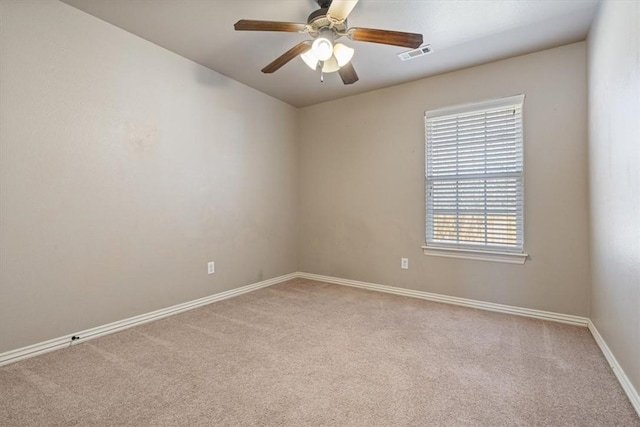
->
[[123, 121, 159, 158]]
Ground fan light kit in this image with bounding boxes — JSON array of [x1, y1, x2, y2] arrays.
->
[[234, 0, 424, 85]]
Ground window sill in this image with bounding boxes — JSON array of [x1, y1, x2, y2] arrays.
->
[[421, 246, 528, 264]]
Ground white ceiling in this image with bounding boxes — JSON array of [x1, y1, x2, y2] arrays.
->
[[61, 0, 600, 107]]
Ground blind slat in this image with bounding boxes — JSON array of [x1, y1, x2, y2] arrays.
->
[[425, 96, 524, 251]]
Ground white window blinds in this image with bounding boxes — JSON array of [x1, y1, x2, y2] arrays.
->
[[425, 95, 524, 253]]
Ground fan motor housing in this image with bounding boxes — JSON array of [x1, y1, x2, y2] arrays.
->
[[307, 7, 328, 24], [307, 7, 348, 35]]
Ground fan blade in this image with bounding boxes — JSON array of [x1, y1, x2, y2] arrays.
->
[[338, 62, 359, 85], [349, 28, 423, 48], [234, 19, 306, 33], [261, 41, 312, 74], [327, 0, 359, 22]]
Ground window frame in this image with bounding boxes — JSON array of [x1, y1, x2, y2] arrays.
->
[[422, 94, 528, 264]]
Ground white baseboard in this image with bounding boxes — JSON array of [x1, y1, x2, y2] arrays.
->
[[0, 272, 298, 367], [588, 320, 640, 416], [298, 272, 589, 326], [299, 272, 638, 417], [2, 270, 638, 419]]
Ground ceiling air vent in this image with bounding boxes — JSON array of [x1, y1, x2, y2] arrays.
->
[[398, 44, 433, 61]]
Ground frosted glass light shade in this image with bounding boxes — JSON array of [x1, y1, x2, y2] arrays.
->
[[312, 37, 333, 61], [333, 43, 354, 67], [321, 56, 340, 73], [301, 50, 319, 70]]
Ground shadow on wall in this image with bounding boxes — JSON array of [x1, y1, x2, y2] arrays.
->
[[194, 63, 231, 87]]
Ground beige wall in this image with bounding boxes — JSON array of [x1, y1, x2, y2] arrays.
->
[[588, 0, 640, 396], [300, 42, 590, 316], [0, 0, 299, 352], [0, 0, 611, 361]]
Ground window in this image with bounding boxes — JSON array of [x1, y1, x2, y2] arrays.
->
[[423, 94, 527, 264]]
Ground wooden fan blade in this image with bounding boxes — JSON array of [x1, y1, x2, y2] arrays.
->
[[261, 41, 312, 74], [338, 62, 359, 85], [327, 0, 359, 22], [349, 27, 423, 48], [234, 19, 306, 33]]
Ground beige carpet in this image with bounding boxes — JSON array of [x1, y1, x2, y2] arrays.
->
[[1, 278, 638, 426]]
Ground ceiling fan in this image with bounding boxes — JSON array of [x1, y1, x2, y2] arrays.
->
[[234, 0, 424, 85]]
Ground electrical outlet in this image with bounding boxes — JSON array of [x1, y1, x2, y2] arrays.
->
[[401, 258, 409, 269], [207, 261, 215, 275]]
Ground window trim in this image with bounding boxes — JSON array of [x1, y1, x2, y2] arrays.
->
[[421, 245, 528, 264], [424, 94, 527, 264]]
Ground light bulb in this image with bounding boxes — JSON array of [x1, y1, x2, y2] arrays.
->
[[333, 43, 354, 67], [312, 37, 333, 61], [301, 50, 318, 70], [321, 56, 340, 73], [312, 38, 333, 61]]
